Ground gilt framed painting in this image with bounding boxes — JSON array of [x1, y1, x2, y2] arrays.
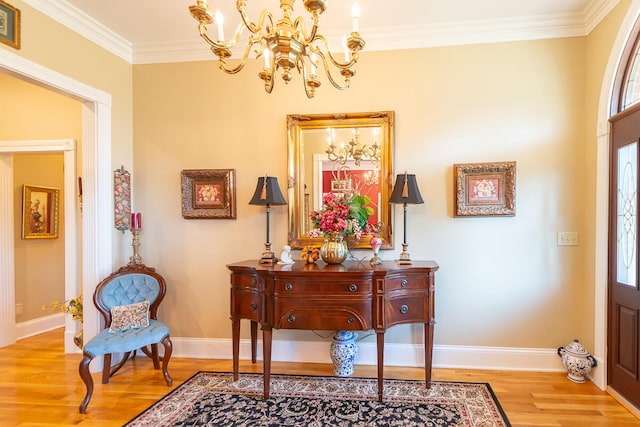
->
[[454, 161, 516, 217], [22, 184, 60, 239], [0, 0, 20, 50], [181, 169, 237, 219]]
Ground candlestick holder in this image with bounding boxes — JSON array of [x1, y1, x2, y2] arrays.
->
[[129, 228, 143, 265]]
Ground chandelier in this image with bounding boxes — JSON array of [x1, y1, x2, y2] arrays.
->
[[189, 0, 365, 98], [326, 128, 379, 167]]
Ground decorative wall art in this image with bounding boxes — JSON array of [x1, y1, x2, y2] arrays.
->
[[454, 161, 516, 217], [181, 169, 237, 219], [22, 184, 59, 239], [114, 166, 132, 231], [0, 0, 20, 50]]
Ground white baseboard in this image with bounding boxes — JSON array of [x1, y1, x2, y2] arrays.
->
[[16, 323, 569, 373], [16, 313, 64, 339], [171, 336, 567, 373]]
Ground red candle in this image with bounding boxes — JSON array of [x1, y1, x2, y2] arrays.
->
[[131, 212, 142, 229]]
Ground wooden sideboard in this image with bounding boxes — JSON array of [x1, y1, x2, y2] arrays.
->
[[227, 260, 439, 401]]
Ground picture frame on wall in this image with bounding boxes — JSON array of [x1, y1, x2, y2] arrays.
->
[[0, 0, 20, 50], [22, 184, 60, 239], [454, 161, 516, 217], [181, 169, 237, 219]]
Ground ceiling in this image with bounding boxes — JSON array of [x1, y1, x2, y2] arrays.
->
[[26, 0, 619, 64]]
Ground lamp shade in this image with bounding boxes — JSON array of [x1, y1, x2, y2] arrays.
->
[[388, 173, 424, 205], [249, 176, 287, 206]]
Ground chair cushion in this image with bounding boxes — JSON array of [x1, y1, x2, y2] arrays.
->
[[83, 319, 170, 358], [109, 301, 150, 333]]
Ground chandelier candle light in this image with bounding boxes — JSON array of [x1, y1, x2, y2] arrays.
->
[[189, 0, 365, 98], [326, 128, 379, 167]]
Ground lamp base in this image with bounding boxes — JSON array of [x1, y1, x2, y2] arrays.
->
[[397, 243, 412, 265], [259, 250, 277, 265]]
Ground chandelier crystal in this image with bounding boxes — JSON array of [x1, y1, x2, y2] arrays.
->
[[189, 0, 365, 98]]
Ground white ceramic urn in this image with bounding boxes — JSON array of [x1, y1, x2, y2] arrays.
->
[[557, 339, 597, 383]]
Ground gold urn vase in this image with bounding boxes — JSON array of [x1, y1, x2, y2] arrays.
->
[[320, 232, 348, 264]]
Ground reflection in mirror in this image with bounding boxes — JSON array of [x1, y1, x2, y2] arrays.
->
[[287, 111, 394, 250]]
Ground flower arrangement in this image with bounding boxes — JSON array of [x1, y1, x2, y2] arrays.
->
[[309, 191, 374, 239], [42, 294, 83, 322]]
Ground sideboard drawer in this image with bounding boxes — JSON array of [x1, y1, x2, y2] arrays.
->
[[385, 295, 429, 326], [274, 278, 371, 295], [231, 289, 262, 321], [385, 275, 428, 292], [274, 301, 372, 330], [231, 273, 261, 290]]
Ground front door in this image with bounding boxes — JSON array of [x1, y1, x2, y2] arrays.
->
[[609, 103, 640, 408]]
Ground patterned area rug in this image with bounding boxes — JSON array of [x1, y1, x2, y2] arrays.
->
[[125, 372, 511, 426]]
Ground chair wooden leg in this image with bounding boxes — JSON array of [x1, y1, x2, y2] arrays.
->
[[150, 343, 160, 369], [161, 336, 173, 387], [109, 351, 132, 378], [101, 353, 112, 384], [78, 352, 94, 414]]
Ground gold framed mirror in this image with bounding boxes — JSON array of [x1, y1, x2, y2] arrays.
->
[[287, 111, 394, 249]]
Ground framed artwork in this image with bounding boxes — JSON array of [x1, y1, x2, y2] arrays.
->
[[0, 0, 20, 50], [454, 161, 516, 217], [181, 169, 236, 219], [330, 178, 352, 193], [114, 166, 132, 232], [22, 185, 59, 239]]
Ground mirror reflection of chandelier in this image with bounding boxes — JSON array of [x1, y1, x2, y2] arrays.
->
[[189, 0, 365, 98], [326, 128, 380, 167], [363, 168, 379, 185]]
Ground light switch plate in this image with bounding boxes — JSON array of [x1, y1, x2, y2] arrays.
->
[[557, 232, 579, 246]]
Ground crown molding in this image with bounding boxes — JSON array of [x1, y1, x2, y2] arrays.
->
[[21, 0, 132, 63], [28, 0, 622, 65]]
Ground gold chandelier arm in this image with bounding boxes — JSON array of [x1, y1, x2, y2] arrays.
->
[[237, 0, 275, 36], [311, 35, 358, 69], [314, 50, 351, 90], [218, 35, 263, 75], [293, 14, 320, 44], [197, 21, 248, 53]]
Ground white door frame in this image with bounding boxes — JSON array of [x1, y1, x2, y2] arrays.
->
[[0, 139, 78, 352], [0, 48, 113, 352]]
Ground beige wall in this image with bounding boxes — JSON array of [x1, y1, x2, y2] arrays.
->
[[132, 32, 608, 348], [1, 0, 632, 352], [13, 154, 65, 321]]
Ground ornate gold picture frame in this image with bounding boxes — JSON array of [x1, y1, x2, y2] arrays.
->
[[181, 169, 237, 219], [0, 0, 20, 50], [22, 184, 60, 239], [454, 162, 516, 217]]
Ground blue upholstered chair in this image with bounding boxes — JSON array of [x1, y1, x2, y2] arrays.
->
[[78, 263, 173, 413]]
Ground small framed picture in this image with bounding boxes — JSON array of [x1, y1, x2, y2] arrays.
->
[[181, 169, 236, 219], [0, 0, 20, 50], [330, 179, 352, 193], [454, 162, 516, 217], [22, 184, 60, 239], [114, 166, 132, 231]]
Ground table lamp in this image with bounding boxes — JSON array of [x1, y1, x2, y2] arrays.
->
[[388, 172, 424, 265], [249, 176, 287, 264]]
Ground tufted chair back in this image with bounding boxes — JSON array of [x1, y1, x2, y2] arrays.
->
[[94, 268, 166, 328]]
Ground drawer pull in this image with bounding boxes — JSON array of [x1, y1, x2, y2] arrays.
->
[[401, 280, 408, 288], [400, 305, 409, 314], [349, 284, 358, 292], [285, 283, 293, 291], [250, 303, 257, 311], [347, 317, 354, 324], [288, 315, 296, 323]]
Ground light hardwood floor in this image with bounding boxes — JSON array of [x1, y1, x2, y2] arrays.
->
[[0, 329, 638, 426]]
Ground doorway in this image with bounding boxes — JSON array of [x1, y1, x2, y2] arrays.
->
[[0, 48, 113, 353]]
